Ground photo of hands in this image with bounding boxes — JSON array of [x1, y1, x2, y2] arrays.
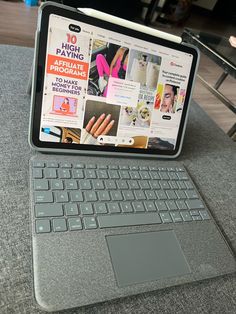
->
[[81, 100, 121, 145]]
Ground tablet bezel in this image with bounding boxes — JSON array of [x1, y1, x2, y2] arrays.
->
[[30, 2, 199, 158]]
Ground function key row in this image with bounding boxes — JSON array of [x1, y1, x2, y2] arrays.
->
[[32, 168, 188, 181], [32, 161, 185, 172]]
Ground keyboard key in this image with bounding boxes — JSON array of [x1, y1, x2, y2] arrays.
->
[[97, 170, 108, 179], [192, 215, 202, 221], [72, 169, 84, 179], [70, 191, 83, 202], [170, 212, 182, 222], [117, 181, 128, 190], [122, 190, 135, 201], [65, 180, 78, 190], [97, 165, 108, 169], [86, 164, 97, 169], [199, 210, 210, 220], [150, 172, 160, 180], [156, 190, 167, 200], [55, 191, 69, 203], [74, 163, 85, 169], [132, 202, 145, 212], [60, 162, 72, 168], [119, 170, 130, 179], [185, 181, 194, 189], [140, 171, 151, 180], [64, 203, 79, 216], [166, 190, 177, 200], [120, 202, 133, 213], [176, 200, 188, 210], [110, 191, 123, 201], [139, 181, 150, 189], [177, 172, 188, 180], [83, 217, 97, 229], [155, 200, 168, 211], [128, 180, 139, 190], [97, 213, 161, 228], [109, 170, 119, 179], [33, 168, 43, 179], [176, 190, 186, 199], [52, 218, 67, 232], [149, 181, 160, 190], [33, 179, 49, 191], [130, 171, 141, 180], [58, 169, 71, 179], [93, 180, 105, 190], [186, 199, 204, 209], [144, 201, 156, 212], [68, 218, 82, 230], [149, 166, 158, 171], [190, 210, 199, 216], [85, 169, 96, 179], [44, 168, 57, 179], [145, 190, 156, 200], [108, 203, 121, 213], [97, 190, 110, 201], [159, 172, 169, 180], [84, 191, 97, 202], [108, 165, 119, 170], [160, 212, 172, 223], [169, 181, 178, 189], [159, 181, 170, 190], [134, 190, 146, 200], [80, 203, 93, 215], [33, 161, 45, 168], [34, 191, 53, 203], [35, 219, 50, 233], [35, 204, 63, 217], [46, 162, 58, 168], [180, 211, 192, 222], [166, 200, 178, 210], [168, 172, 178, 180], [119, 165, 129, 170], [105, 180, 117, 190], [51, 179, 64, 190], [177, 181, 186, 189], [185, 190, 198, 199], [79, 180, 92, 190], [94, 203, 107, 214]]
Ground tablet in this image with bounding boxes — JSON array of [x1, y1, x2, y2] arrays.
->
[[29, 2, 199, 158]]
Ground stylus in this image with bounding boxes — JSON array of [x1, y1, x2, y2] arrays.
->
[[77, 8, 182, 44]]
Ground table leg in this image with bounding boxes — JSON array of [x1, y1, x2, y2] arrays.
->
[[144, 0, 160, 25], [214, 72, 228, 90], [197, 74, 236, 114]]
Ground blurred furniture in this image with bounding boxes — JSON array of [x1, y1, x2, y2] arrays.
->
[[182, 28, 236, 138]]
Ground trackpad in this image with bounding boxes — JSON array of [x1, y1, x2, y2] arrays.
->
[[106, 230, 191, 287]]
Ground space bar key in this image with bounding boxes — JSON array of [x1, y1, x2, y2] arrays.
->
[[98, 213, 161, 228]]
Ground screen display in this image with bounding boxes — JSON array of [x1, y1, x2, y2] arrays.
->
[[39, 13, 194, 152]]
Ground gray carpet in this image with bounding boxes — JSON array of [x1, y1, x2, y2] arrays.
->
[[0, 44, 235, 314]]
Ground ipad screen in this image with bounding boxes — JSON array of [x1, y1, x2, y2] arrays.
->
[[38, 12, 196, 154]]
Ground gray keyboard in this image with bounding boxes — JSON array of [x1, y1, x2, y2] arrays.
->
[[31, 161, 210, 233]]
